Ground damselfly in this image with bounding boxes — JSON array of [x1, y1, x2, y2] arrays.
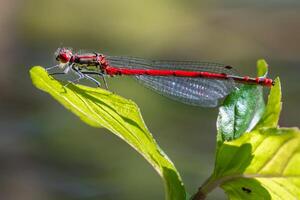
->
[[47, 48, 274, 107]]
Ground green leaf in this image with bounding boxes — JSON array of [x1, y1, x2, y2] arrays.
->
[[255, 77, 282, 129], [200, 127, 300, 199], [257, 59, 269, 77], [217, 59, 271, 142], [30, 66, 186, 200], [217, 85, 265, 142]]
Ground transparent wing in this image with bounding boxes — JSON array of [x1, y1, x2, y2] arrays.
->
[[106, 56, 236, 107], [136, 76, 234, 107], [106, 56, 237, 74]]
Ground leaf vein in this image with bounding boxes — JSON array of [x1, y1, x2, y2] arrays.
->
[[257, 136, 294, 173]]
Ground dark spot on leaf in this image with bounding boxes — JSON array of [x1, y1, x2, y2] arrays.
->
[[242, 187, 251, 194]]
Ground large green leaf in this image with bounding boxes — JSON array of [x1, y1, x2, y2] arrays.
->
[[30, 66, 186, 200], [199, 127, 300, 199]]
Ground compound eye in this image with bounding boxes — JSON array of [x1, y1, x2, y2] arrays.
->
[[59, 52, 71, 63]]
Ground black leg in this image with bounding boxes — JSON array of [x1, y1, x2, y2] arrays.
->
[[46, 65, 59, 71], [83, 74, 101, 87], [72, 67, 103, 87], [102, 75, 109, 90], [48, 63, 72, 76], [81, 71, 109, 89], [49, 72, 66, 76], [70, 67, 85, 82]]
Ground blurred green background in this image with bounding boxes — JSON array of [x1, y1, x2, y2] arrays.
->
[[1, 0, 299, 199]]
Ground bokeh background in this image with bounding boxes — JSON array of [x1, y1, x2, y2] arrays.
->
[[1, 0, 299, 199]]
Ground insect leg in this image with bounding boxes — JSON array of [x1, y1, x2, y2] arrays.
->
[[46, 65, 59, 71], [83, 74, 101, 87], [81, 71, 108, 89]]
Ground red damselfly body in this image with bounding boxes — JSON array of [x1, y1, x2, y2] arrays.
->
[[47, 48, 274, 107]]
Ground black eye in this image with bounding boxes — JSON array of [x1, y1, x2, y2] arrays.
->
[[56, 56, 59, 61]]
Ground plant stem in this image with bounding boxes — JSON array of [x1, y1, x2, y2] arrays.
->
[[191, 174, 232, 200], [191, 174, 255, 199], [191, 176, 216, 200]]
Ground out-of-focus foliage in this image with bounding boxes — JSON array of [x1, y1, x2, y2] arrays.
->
[[2, 0, 300, 199]]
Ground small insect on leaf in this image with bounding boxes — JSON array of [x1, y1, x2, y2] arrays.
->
[[241, 187, 252, 194]]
